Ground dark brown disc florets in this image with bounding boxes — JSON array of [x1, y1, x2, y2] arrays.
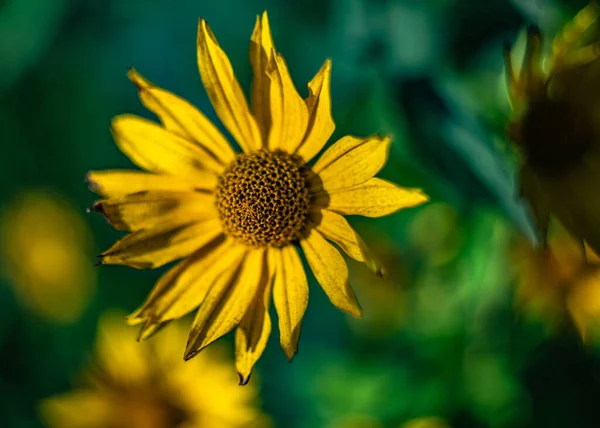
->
[[515, 98, 593, 177], [216, 150, 311, 247]]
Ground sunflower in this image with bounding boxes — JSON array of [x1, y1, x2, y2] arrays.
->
[[87, 12, 428, 383], [504, 3, 600, 250], [39, 313, 269, 428]]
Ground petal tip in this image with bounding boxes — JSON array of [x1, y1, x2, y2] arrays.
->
[[283, 346, 297, 362], [183, 348, 199, 361], [85, 172, 103, 195], [238, 371, 252, 386]]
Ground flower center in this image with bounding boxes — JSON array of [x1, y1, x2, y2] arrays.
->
[[516, 98, 592, 177], [216, 150, 311, 247]]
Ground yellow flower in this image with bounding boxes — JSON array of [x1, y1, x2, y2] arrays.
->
[[86, 12, 428, 383], [0, 191, 95, 323], [504, 3, 600, 250], [400, 418, 450, 428], [513, 224, 600, 342], [39, 313, 269, 428]]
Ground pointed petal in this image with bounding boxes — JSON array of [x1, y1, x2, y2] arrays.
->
[[300, 228, 361, 317], [185, 248, 267, 359], [312, 135, 391, 192], [112, 115, 222, 178], [250, 11, 275, 141], [266, 51, 309, 152], [271, 245, 308, 360], [90, 191, 214, 231], [315, 178, 428, 218], [86, 170, 205, 198], [314, 209, 383, 276], [127, 239, 245, 334], [197, 19, 262, 152], [295, 60, 335, 162], [235, 258, 273, 384], [98, 218, 223, 269], [127, 68, 236, 165]]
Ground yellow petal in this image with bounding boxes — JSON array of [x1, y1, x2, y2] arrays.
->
[[197, 19, 262, 152], [313, 135, 391, 192], [127, 239, 245, 338], [39, 392, 113, 428], [317, 178, 428, 218], [185, 248, 267, 360], [550, 2, 600, 70], [112, 115, 222, 178], [99, 218, 223, 269], [295, 59, 335, 162], [250, 11, 275, 141], [300, 228, 361, 317], [91, 191, 213, 231], [266, 51, 309, 152], [314, 209, 383, 276], [271, 245, 308, 360], [86, 170, 207, 198], [94, 313, 150, 382], [235, 262, 273, 385], [127, 68, 235, 165]]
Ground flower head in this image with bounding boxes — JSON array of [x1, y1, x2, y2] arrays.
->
[[504, 3, 600, 250], [0, 191, 95, 323], [87, 12, 428, 382], [39, 313, 268, 428]]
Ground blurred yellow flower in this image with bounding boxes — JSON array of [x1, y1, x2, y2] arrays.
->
[[505, 3, 600, 251], [39, 313, 269, 428], [513, 224, 600, 342], [87, 12, 428, 382], [400, 417, 450, 428], [0, 191, 95, 323]]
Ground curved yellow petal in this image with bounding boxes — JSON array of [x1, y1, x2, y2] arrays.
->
[[550, 3, 600, 71], [271, 245, 308, 360], [266, 51, 309, 152], [299, 228, 361, 317], [127, 239, 244, 339], [197, 19, 262, 153], [128, 69, 235, 166], [235, 263, 273, 385], [295, 59, 334, 163], [317, 178, 428, 218], [86, 170, 208, 198], [250, 11, 275, 141], [99, 218, 223, 269], [185, 248, 267, 360], [112, 115, 222, 178], [313, 135, 391, 192], [90, 191, 214, 231], [314, 209, 383, 277]]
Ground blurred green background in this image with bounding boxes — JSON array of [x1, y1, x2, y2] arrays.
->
[[2, 0, 600, 426]]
